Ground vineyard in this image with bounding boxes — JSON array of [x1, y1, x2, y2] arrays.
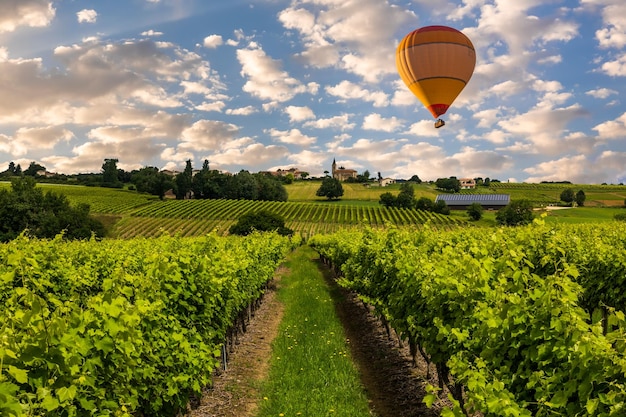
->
[[0, 232, 297, 416], [309, 221, 626, 416], [110, 199, 465, 238]]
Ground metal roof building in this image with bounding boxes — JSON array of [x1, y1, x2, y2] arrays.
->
[[435, 194, 510, 210]]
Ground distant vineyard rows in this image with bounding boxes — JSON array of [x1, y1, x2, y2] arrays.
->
[[111, 199, 464, 238]]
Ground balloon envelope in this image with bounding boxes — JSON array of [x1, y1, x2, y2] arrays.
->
[[396, 26, 476, 118]]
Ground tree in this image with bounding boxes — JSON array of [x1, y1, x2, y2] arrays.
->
[[24, 162, 46, 177], [379, 192, 397, 208], [101, 158, 122, 188], [495, 199, 534, 226], [435, 177, 461, 192], [415, 197, 434, 211], [575, 189, 586, 207], [396, 183, 415, 208], [192, 159, 211, 199], [0, 177, 105, 241], [256, 173, 288, 201], [229, 210, 293, 236], [316, 177, 344, 200], [131, 167, 173, 200], [560, 188, 575, 205], [433, 199, 450, 215], [175, 159, 193, 199], [408, 174, 422, 183], [467, 202, 484, 221], [227, 170, 259, 200]]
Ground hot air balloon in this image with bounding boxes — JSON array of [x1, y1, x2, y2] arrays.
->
[[396, 25, 476, 128]]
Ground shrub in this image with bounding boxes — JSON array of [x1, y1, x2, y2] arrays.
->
[[467, 202, 484, 221], [614, 213, 626, 222], [229, 210, 293, 236], [496, 199, 534, 226]]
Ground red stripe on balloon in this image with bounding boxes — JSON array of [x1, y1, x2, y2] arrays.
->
[[428, 104, 449, 118]]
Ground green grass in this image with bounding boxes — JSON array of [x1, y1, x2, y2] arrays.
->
[[0, 182, 157, 213], [540, 207, 626, 223], [257, 246, 371, 417], [284, 180, 440, 203]]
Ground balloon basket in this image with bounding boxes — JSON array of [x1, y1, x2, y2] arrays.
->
[[435, 119, 445, 128]]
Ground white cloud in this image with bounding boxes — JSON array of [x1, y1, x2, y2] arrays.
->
[[141, 30, 163, 37], [225, 106, 257, 116], [77, 9, 97, 24], [1, 126, 73, 156], [586, 87, 618, 98], [583, 0, 626, 48], [325, 80, 388, 107], [601, 53, 626, 76], [303, 114, 355, 130], [236, 42, 314, 102], [498, 103, 589, 154], [524, 154, 594, 183], [278, 0, 414, 82], [210, 143, 290, 168], [593, 112, 626, 139], [203, 35, 223, 49], [179, 120, 241, 152], [0, 36, 225, 128], [284, 106, 315, 123], [362, 113, 403, 132], [266, 128, 316, 146], [473, 108, 502, 129], [405, 120, 441, 137], [0, 0, 55, 33], [285, 149, 328, 175], [196, 101, 226, 112]]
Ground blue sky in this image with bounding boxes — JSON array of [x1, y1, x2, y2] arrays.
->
[[0, 0, 625, 183]]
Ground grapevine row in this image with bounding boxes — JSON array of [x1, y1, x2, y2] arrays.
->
[[310, 222, 626, 416], [0, 232, 296, 416]]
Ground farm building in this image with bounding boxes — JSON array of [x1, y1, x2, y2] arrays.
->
[[435, 194, 510, 210]]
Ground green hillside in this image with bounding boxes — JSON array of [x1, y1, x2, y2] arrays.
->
[[4, 180, 626, 238]]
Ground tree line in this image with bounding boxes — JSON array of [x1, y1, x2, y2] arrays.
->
[[2, 159, 289, 202], [131, 159, 288, 201]]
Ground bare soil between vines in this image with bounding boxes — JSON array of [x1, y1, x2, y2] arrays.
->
[[187, 258, 443, 417]]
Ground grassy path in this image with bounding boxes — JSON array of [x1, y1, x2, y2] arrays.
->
[[256, 245, 372, 417]]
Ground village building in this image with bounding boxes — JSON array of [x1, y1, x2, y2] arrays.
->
[[379, 177, 396, 187], [331, 159, 357, 181], [459, 178, 476, 189], [263, 167, 307, 179]]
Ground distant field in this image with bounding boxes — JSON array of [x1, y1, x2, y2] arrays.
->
[[285, 181, 390, 202], [540, 207, 626, 223], [3, 180, 626, 238], [490, 182, 626, 207], [0, 181, 156, 213]]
